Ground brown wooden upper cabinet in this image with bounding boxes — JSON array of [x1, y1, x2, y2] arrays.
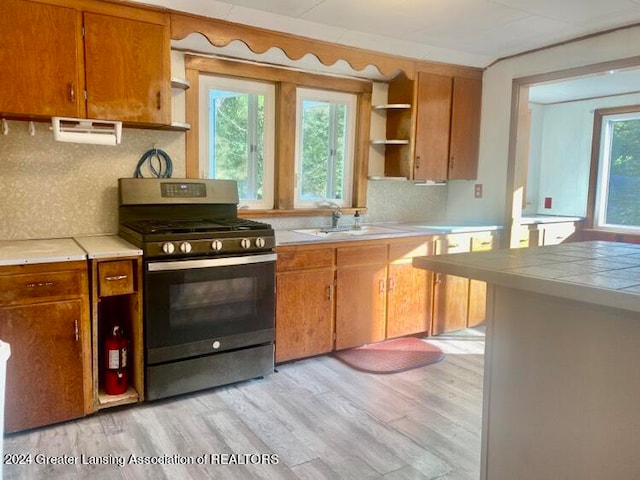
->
[[385, 72, 482, 181], [0, 0, 171, 126], [0, 0, 82, 118]]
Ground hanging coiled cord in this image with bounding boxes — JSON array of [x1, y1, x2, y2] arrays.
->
[[134, 148, 173, 178]]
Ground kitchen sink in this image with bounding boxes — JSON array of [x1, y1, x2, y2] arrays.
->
[[292, 225, 409, 238]]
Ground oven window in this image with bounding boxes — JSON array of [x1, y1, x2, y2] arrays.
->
[[144, 259, 275, 351], [170, 277, 257, 328]]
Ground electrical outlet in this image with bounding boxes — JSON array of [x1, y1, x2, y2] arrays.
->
[[544, 197, 552, 209], [474, 184, 483, 198]]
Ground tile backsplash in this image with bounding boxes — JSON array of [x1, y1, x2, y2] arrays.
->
[[0, 121, 446, 240]]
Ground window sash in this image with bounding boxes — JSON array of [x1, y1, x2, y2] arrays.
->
[[199, 75, 275, 210], [594, 111, 640, 233], [294, 88, 356, 209]]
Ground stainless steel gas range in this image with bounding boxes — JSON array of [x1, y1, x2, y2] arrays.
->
[[118, 178, 276, 401]]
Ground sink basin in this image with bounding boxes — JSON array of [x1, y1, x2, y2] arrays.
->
[[293, 225, 408, 238]]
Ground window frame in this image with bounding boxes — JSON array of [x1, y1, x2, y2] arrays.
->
[[294, 88, 357, 209], [184, 55, 372, 217], [588, 105, 640, 233], [198, 74, 275, 210]]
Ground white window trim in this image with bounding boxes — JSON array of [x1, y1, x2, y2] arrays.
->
[[594, 111, 640, 234], [198, 75, 275, 210], [293, 88, 357, 209]]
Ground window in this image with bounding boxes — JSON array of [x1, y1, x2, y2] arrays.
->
[[198, 75, 275, 209], [294, 88, 357, 208], [593, 110, 640, 233], [187, 55, 372, 213]]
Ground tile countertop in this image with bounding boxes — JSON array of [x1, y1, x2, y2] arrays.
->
[[0, 238, 87, 266], [276, 222, 503, 246], [73, 235, 142, 259], [413, 240, 640, 313]]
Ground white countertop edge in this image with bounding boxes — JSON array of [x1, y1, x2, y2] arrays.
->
[[73, 235, 142, 259], [0, 253, 87, 267], [412, 255, 640, 314], [276, 223, 503, 246]]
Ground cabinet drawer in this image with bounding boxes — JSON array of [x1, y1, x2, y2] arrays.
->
[[276, 247, 334, 272], [98, 260, 134, 297], [337, 244, 387, 267], [0, 270, 84, 305], [437, 234, 471, 254], [388, 238, 433, 262], [471, 232, 497, 252], [541, 223, 576, 245]]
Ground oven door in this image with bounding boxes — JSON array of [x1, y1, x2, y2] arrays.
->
[[144, 253, 276, 364]]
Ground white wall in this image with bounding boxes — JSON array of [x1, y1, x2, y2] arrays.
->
[[446, 26, 640, 224], [525, 93, 640, 217]]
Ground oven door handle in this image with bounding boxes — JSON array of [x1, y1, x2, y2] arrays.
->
[[147, 253, 277, 272]]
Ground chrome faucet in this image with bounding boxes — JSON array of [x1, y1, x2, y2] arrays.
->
[[331, 208, 342, 229]]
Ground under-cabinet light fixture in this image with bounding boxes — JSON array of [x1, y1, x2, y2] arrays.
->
[[51, 117, 122, 145]]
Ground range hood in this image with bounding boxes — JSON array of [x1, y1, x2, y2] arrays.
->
[[51, 117, 122, 145]]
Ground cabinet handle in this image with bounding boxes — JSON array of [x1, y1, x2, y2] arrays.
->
[[450, 156, 455, 169], [69, 83, 75, 103], [415, 156, 421, 169], [435, 273, 442, 285], [480, 241, 491, 245], [105, 274, 128, 281], [448, 243, 459, 249], [388, 278, 395, 292], [74, 320, 79, 342], [156, 91, 162, 110], [379, 279, 385, 294], [326, 284, 332, 301], [25, 281, 54, 288]]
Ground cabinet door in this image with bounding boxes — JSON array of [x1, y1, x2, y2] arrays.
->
[[275, 269, 334, 363], [387, 262, 432, 338], [83, 12, 170, 125], [432, 273, 469, 335], [0, 300, 86, 433], [335, 245, 387, 350], [432, 234, 470, 335], [0, 0, 82, 117], [386, 239, 433, 338], [467, 232, 496, 328], [449, 77, 482, 180], [414, 72, 452, 181]]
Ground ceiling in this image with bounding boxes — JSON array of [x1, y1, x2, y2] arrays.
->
[[134, 0, 640, 68]]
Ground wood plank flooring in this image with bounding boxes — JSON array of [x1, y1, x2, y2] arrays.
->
[[3, 334, 484, 480]]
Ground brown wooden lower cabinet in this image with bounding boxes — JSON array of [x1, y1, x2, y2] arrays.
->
[[335, 244, 387, 350], [0, 261, 91, 433], [275, 231, 498, 360], [386, 239, 433, 338], [432, 272, 470, 335], [275, 246, 335, 363], [275, 268, 334, 363]]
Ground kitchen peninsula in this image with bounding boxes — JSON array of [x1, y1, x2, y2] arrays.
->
[[413, 241, 640, 480]]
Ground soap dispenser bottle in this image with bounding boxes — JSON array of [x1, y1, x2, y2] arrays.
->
[[353, 210, 362, 230]]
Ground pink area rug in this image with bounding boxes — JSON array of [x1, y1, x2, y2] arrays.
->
[[332, 337, 444, 374]]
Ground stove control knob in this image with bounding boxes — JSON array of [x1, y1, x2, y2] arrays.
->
[[162, 242, 175, 254], [240, 238, 252, 249], [211, 240, 223, 252], [255, 237, 266, 248], [179, 242, 192, 254]]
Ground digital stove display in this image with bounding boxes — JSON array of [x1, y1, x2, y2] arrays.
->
[[160, 182, 207, 198]]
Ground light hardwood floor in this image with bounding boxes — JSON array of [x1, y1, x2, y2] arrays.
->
[[4, 334, 484, 480]]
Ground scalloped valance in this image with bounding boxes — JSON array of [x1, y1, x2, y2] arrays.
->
[[170, 12, 418, 80]]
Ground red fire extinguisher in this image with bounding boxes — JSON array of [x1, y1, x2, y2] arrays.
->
[[104, 325, 128, 395]]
